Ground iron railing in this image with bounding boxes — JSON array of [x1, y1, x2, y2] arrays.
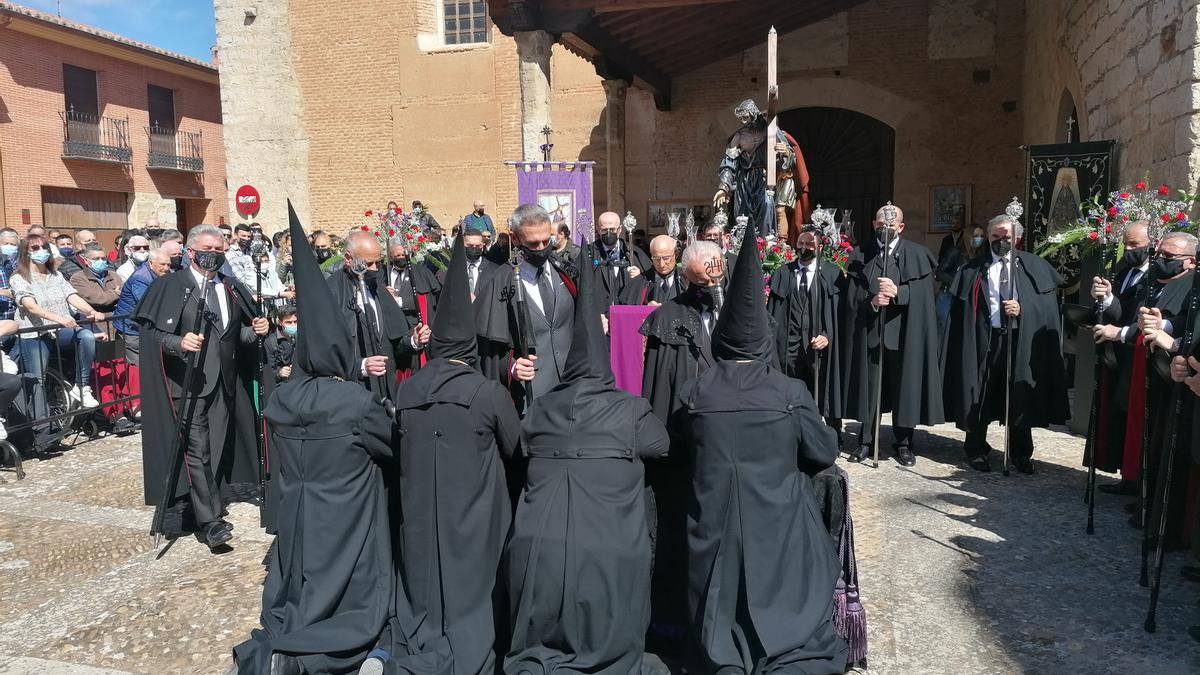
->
[[60, 108, 133, 164], [147, 126, 204, 173]]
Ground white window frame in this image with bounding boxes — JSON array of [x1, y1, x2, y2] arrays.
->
[[418, 0, 493, 53]]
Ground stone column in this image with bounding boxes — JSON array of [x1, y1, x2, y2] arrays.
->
[[602, 79, 628, 214], [515, 30, 554, 162]]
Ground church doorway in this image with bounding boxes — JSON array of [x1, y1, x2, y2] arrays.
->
[[778, 107, 895, 245]]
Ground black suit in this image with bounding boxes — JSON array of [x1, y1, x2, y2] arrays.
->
[[327, 270, 421, 397]]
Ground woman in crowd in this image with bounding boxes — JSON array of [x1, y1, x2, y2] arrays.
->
[[936, 222, 984, 345], [9, 235, 108, 409]]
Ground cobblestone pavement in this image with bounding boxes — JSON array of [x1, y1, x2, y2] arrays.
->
[[0, 420, 1198, 674]]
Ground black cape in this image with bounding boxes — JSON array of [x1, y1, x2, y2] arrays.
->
[[387, 263, 442, 375], [768, 261, 847, 418], [941, 250, 1069, 429], [382, 359, 520, 674], [638, 292, 715, 424], [504, 377, 670, 674], [582, 240, 652, 308], [842, 237, 944, 427], [135, 269, 259, 509], [326, 269, 419, 397], [233, 376, 395, 674], [678, 360, 847, 673], [617, 269, 682, 306]]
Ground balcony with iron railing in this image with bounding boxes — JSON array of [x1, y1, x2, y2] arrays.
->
[[147, 126, 204, 173], [60, 108, 133, 164]]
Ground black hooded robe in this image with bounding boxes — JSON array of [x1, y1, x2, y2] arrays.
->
[[136, 270, 259, 519], [941, 250, 1069, 440], [382, 359, 520, 674], [679, 361, 847, 674], [843, 238, 944, 439], [768, 261, 847, 420]]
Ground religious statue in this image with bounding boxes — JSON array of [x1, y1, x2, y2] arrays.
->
[[713, 99, 799, 238]]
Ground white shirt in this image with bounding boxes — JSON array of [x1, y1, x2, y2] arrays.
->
[[1099, 262, 1149, 312], [117, 259, 139, 281], [190, 267, 229, 330], [793, 259, 818, 295], [467, 259, 482, 293], [986, 253, 1017, 328], [518, 259, 555, 315]]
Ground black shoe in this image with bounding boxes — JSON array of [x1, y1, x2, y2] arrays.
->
[[968, 456, 992, 472], [1098, 480, 1136, 495], [270, 653, 302, 675], [1123, 502, 1138, 515], [895, 446, 916, 467], [846, 446, 871, 463], [1128, 514, 1143, 529], [113, 416, 137, 435], [1014, 459, 1035, 475], [1181, 565, 1200, 583], [202, 521, 233, 550]]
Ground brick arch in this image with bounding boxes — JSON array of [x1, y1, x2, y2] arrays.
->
[[709, 76, 917, 138]]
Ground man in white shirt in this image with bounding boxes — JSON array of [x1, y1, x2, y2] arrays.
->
[[116, 235, 151, 280]]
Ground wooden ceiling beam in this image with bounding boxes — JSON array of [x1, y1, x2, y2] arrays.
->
[[565, 22, 673, 108], [544, 0, 739, 13]]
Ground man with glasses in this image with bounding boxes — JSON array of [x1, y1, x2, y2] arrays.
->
[[116, 235, 152, 281], [582, 211, 652, 308], [619, 235, 681, 306]]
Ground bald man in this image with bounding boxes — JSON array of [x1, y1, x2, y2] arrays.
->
[[583, 211, 652, 308], [618, 235, 682, 305], [843, 204, 943, 465]]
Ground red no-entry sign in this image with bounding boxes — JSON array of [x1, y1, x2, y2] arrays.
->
[[235, 185, 261, 217]]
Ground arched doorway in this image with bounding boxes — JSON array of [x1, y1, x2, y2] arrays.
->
[[778, 107, 895, 244]]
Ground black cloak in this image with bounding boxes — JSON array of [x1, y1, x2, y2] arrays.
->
[[136, 269, 259, 511], [842, 236, 945, 428], [504, 256, 670, 674], [678, 216, 847, 673], [768, 260, 848, 419], [638, 290, 715, 424], [582, 239, 652, 308], [378, 235, 521, 674], [617, 269, 682, 306], [232, 201, 395, 674], [941, 250, 1069, 429]]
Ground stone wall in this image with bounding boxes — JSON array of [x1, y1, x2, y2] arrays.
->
[[625, 0, 1028, 249], [1023, 0, 1200, 197]]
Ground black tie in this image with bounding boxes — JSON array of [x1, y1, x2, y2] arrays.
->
[[537, 265, 555, 318], [998, 258, 1010, 301], [798, 265, 809, 295]]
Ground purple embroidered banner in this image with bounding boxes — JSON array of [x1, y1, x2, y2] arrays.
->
[[508, 161, 596, 245], [609, 304, 656, 396]]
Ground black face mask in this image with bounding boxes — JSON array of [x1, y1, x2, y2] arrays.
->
[[193, 250, 225, 273], [522, 246, 550, 268], [1151, 256, 1185, 281], [465, 246, 484, 262], [1123, 246, 1151, 268], [875, 227, 895, 248], [169, 255, 184, 271], [990, 239, 1012, 257], [798, 248, 817, 263], [238, 239, 251, 253], [600, 232, 619, 247], [315, 248, 332, 263], [361, 269, 379, 287], [692, 285, 716, 309], [391, 258, 409, 269]]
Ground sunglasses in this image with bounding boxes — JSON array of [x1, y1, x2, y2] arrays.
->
[[130, 245, 150, 251], [28, 244, 46, 251]]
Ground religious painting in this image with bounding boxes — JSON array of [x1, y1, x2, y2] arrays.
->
[[536, 189, 575, 230], [928, 185, 971, 233], [647, 200, 712, 236], [511, 161, 596, 244], [1046, 167, 1083, 234]]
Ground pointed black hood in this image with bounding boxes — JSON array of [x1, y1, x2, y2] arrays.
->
[[289, 201, 356, 380], [561, 246, 613, 385], [428, 233, 478, 364], [712, 218, 774, 362]]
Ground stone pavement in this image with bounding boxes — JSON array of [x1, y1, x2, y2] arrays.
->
[[0, 420, 1198, 674]]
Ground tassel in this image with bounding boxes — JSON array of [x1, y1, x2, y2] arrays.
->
[[843, 584, 868, 665], [832, 576, 848, 635]]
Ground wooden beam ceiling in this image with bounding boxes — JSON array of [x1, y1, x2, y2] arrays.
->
[[543, 0, 739, 12]]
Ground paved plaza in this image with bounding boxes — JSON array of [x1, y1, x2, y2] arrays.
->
[[0, 420, 1198, 674]]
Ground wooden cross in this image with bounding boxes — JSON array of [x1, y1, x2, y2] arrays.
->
[[766, 26, 779, 190]]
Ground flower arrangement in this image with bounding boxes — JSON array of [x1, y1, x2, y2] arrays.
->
[[360, 204, 448, 272], [756, 234, 796, 274], [822, 232, 855, 270], [1038, 178, 1195, 260]]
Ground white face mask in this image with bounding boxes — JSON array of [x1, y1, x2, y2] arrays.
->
[[131, 250, 150, 263]]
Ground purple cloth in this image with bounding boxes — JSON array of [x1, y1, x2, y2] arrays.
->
[[609, 304, 655, 396], [512, 161, 597, 245]]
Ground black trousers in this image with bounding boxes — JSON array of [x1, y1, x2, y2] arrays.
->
[[0, 372, 21, 417], [965, 328, 1034, 461], [181, 389, 232, 526], [858, 346, 913, 449]]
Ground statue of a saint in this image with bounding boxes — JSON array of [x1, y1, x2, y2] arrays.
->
[[712, 99, 798, 236]]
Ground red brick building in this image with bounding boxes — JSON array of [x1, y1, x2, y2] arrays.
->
[[0, 1, 227, 240]]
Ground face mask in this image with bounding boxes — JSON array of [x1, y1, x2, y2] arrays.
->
[[360, 269, 379, 286], [89, 259, 108, 274], [522, 246, 550, 268], [238, 239, 251, 253], [391, 258, 409, 269], [1151, 256, 1185, 281], [1, 245, 17, 257], [990, 239, 1012, 257], [30, 250, 51, 265], [315, 248, 332, 263], [59, 247, 74, 258], [692, 285, 715, 307], [875, 226, 894, 247], [972, 236, 986, 249], [1123, 246, 1150, 268], [193, 250, 225, 273], [475, 208, 485, 216], [600, 232, 619, 247], [465, 246, 484, 262], [131, 251, 150, 263], [798, 248, 817, 263], [169, 255, 184, 270], [282, 324, 298, 337]]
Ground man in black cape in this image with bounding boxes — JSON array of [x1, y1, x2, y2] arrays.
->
[[364, 235, 520, 675], [504, 249, 669, 674], [385, 235, 441, 378], [137, 224, 268, 551], [474, 204, 577, 414], [1086, 221, 1152, 491], [678, 215, 846, 674], [618, 234, 683, 306], [768, 226, 847, 426], [583, 211, 652, 309], [941, 212, 1068, 473], [843, 204, 944, 465], [230, 203, 395, 675]]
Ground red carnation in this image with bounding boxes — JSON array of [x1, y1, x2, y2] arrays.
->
[[360, 225, 370, 232], [1161, 214, 1171, 222], [1119, 192, 1130, 199], [1105, 225, 1112, 234], [1122, 215, 1130, 222], [1107, 207, 1118, 218], [394, 207, 403, 214], [1088, 232, 1099, 241], [388, 229, 396, 236], [1135, 182, 1147, 190], [1158, 184, 1171, 196], [418, 235, 426, 243], [406, 233, 414, 241], [1177, 212, 1188, 222], [373, 231, 381, 237], [365, 210, 373, 217]]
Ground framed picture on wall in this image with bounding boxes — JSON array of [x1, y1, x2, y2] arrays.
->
[[646, 200, 713, 236], [929, 185, 971, 233]]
